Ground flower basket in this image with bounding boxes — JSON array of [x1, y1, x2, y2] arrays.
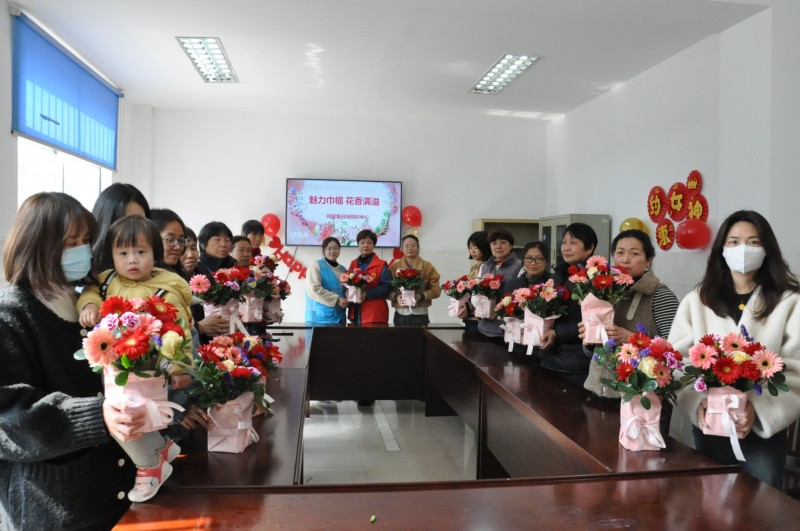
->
[[263, 298, 282, 324], [398, 287, 417, 308], [619, 392, 666, 451], [471, 294, 495, 319], [522, 308, 558, 354], [103, 369, 183, 433], [447, 293, 470, 318], [345, 284, 365, 304], [207, 391, 259, 453], [702, 386, 748, 460], [203, 299, 248, 334], [501, 317, 523, 352], [239, 293, 264, 323], [580, 293, 615, 345]]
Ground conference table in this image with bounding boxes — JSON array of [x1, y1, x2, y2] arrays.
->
[[116, 324, 800, 529]]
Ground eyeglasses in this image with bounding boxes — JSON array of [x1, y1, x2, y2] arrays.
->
[[163, 236, 189, 249], [523, 256, 547, 264]]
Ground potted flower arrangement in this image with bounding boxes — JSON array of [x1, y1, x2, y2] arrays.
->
[[468, 273, 504, 319], [253, 253, 279, 273], [191, 333, 281, 453], [339, 267, 375, 304], [74, 295, 193, 432], [392, 268, 423, 307], [680, 325, 787, 461], [189, 266, 251, 332], [442, 275, 471, 317], [521, 279, 571, 352], [494, 287, 530, 350], [592, 325, 683, 451], [568, 256, 634, 344]]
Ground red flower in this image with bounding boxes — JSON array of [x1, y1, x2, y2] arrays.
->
[[230, 267, 250, 282], [613, 264, 628, 275], [250, 358, 267, 375], [113, 328, 151, 360], [213, 270, 230, 283], [628, 333, 651, 350], [741, 341, 765, 356], [739, 361, 761, 382], [699, 334, 718, 347], [100, 296, 133, 317], [712, 357, 740, 385], [616, 362, 634, 381], [145, 296, 179, 322], [267, 344, 283, 363], [161, 321, 185, 338], [198, 344, 218, 363], [591, 275, 614, 290], [229, 332, 245, 345], [231, 367, 253, 379], [504, 303, 518, 316], [567, 265, 580, 275]]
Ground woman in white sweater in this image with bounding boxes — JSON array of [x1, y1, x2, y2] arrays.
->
[[669, 210, 800, 488]]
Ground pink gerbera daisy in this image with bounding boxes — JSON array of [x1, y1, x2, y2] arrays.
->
[[653, 363, 672, 387], [586, 256, 607, 269], [83, 328, 118, 367], [720, 332, 749, 354], [688, 343, 718, 370], [616, 343, 639, 364], [189, 274, 211, 294], [752, 349, 784, 379]]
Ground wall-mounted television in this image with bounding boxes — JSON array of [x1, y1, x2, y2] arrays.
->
[[286, 178, 402, 247]]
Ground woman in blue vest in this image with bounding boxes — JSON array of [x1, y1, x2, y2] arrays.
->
[[305, 237, 348, 324]]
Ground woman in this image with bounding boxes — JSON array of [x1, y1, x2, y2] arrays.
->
[[477, 228, 522, 341], [540, 222, 598, 385], [91, 182, 151, 272], [504, 241, 551, 293], [150, 208, 188, 275], [0, 193, 146, 529], [669, 210, 800, 488], [348, 229, 391, 325], [196, 221, 237, 275], [389, 234, 442, 327], [305, 237, 348, 324], [241, 219, 265, 261], [582, 229, 680, 398], [180, 227, 200, 280], [467, 231, 491, 280]]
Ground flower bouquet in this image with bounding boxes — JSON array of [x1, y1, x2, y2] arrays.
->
[[191, 333, 281, 453], [190, 266, 250, 333], [253, 253, 279, 273], [392, 268, 423, 307], [680, 325, 788, 461], [521, 279, 571, 353], [74, 296, 193, 432], [569, 256, 634, 344], [469, 273, 504, 319], [442, 276, 471, 317], [340, 268, 375, 304], [495, 288, 528, 350], [592, 326, 683, 451]]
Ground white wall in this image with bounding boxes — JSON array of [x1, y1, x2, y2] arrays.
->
[[120, 108, 548, 322], [546, 10, 775, 301]]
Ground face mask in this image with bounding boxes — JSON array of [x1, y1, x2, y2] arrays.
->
[[62, 244, 92, 282], [722, 244, 766, 274]]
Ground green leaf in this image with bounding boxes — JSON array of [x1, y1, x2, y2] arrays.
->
[[115, 371, 129, 386], [640, 395, 651, 410], [776, 382, 790, 393], [73, 349, 87, 361], [120, 355, 132, 369], [772, 373, 786, 384]]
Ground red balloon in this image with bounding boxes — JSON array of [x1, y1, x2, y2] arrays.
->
[[260, 213, 281, 237], [392, 247, 404, 260], [401, 206, 422, 227], [675, 219, 712, 250]]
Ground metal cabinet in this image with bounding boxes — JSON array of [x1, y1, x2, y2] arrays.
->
[[538, 214, 611, 273]]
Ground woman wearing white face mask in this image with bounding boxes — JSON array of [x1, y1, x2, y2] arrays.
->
[[669, 210, 800, 488]]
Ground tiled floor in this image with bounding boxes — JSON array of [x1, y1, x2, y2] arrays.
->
[[303, 400, 477, 485]]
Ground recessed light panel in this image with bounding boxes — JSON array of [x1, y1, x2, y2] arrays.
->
[[176, 37, 238, 83], [470, 54, 540, 95]]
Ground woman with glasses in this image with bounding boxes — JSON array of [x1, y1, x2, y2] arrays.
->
[[504, 241, 551, 294], [151, 209, 189, 275]]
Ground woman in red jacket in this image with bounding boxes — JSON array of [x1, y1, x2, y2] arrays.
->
[[348, 229, 392, 325]]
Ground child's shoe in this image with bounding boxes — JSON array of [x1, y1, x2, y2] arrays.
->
[[127, 459, 173, 503], [159, 439, 181, 464]]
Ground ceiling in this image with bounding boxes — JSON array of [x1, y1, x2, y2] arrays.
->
[[12, 0, 766, 120]]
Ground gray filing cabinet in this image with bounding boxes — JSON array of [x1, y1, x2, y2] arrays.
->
[[538, 214, 611, 273]]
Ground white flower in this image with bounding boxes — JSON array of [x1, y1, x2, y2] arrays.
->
[[160, 331, 183, 359]]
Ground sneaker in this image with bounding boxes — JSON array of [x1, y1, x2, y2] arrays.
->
[[128, 460, 173, 503], [159, 439, 181, 464]]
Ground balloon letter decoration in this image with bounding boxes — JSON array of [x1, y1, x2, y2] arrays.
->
[[261, 213, 281, 237], [675, 219, 712, 250], [401, 206, 422, 227]]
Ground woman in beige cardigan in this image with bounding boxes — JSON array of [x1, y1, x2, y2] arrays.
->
[[389, 234, 441, 326]]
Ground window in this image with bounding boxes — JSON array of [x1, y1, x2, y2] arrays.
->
[[17, 137, 112, 210]]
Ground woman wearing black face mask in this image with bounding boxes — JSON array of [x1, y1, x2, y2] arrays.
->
[[669, 210, 800, 489], [0, 193, 145, 529]]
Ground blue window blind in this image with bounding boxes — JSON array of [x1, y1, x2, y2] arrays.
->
[[12, 14, 121, 169]]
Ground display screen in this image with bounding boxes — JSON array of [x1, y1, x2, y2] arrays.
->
[[285, 179, 402, 247]]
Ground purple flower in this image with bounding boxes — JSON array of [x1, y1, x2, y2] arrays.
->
[[225, 281, 240, 291], [119, 311, 141, 330], [665, 353, 680, 369], [99, 314, 120, 331], [694, 378, 707, 392], [593, 353, 600, 361], [754, 384, 763, 396], [636, 323, 647, 334]]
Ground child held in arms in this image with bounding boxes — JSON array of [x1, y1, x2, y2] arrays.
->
[[77, 215, 193, 503]]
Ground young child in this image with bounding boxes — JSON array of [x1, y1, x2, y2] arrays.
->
[[77, 215, 194, 503], [230, 235, 253, 267]]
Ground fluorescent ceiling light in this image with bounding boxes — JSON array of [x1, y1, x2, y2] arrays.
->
[[176, 37, 238, 83], [470, 54, 540, 95]]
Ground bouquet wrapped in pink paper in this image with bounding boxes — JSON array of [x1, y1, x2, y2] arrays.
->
[[239, 293, 264, 323], [568, 256, 633, 344], [619, 392, 666, 451], [207, 391, 259, 453], [520, 279, 570, 353], [340, 268, 374, 304], [680, 325, 788, 461], [495, 288, 530, 351], [392, 269, 422, 308], [469, 273, 504, 319], [103, 369, 182, 432], [442, 276, 470, 317], [522, 309, 558, 354]]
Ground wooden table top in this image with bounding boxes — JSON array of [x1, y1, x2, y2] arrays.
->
[[116, 472, 800, 530]]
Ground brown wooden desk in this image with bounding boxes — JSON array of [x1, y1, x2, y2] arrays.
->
[[165, 367, 307, 488], [117, 472, 800, 529]]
